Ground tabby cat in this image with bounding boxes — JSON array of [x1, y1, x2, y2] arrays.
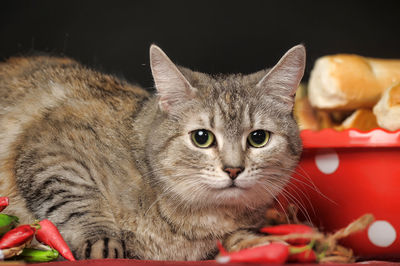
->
[[0, 44, 305, 260]]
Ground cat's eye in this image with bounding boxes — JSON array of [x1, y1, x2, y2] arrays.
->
[[191, 129, 215, 148], [247, 130, 270, 148]]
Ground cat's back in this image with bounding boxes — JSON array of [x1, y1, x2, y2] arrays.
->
[[0, 56, 77, 110], [0, 56, 149, 113], [0, 56, 150, 221], [0, 55, 150, 149]]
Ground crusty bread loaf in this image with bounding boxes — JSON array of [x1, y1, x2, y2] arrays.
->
[[373, 83, 400, 131], [335, 109, 379, 131], [308, 54, 400, 110]]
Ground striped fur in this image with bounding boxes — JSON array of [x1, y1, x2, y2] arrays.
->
[[0, 45, 305, 260]]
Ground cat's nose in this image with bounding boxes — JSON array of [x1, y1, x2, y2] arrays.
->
[[223, 167, 244, 180]]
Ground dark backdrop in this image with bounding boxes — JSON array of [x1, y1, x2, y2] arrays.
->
[[1, 1, 400, 90]]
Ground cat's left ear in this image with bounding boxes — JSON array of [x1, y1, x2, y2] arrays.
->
[[150, 45, 197, 113], [256, 45, 306, 108]]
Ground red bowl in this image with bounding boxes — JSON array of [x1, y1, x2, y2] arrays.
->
[[284, 128, 400, 259]]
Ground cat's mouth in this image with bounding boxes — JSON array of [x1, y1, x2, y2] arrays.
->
[[229, 183, 236, 188], [206, 176, 253, 192]]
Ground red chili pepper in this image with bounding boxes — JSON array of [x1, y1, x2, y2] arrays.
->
[[288, 245, 317, 263], [216, 242, 289, 264], [260, 224, 314, 244], [0, 197, 9, 212], [0, 224, 36, 249], [35, 219, 75, 261], [216, 241, 228, 256]]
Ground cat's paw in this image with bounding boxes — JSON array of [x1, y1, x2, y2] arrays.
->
[[79, 237, 125, 259]]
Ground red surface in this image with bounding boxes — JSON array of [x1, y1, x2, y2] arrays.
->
[[283, 128, 400, 259], [20, 259, 400, 266]]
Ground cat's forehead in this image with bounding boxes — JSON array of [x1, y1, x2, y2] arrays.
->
[[180, 66, 266, 93], [197, 73, 260, 92], [186, 74, 275, 137], [190, 74, 254, 103], [204, 76, 250, 129], [179, 69, 284, 135], [205, 74, 270, 111]]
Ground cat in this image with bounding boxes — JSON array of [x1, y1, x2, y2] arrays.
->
[[0, 44, 305, 260]]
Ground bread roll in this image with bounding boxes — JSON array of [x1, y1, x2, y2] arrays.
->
[[316, 110, 335, 129], [294, 84, 350, 130], [373, 83, 400, 131], [329, 110, 353, 124], [294, 97, 319, 130], [308, 54, 400, 110], [335, 109, 379, 131], [294, 83, 319, 130]]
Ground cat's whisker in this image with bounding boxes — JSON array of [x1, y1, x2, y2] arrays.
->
[[276, 166, 319, 192], [251, 174, 294, 223], [253, 171, 301, 203], [142, 172, 202, 216], [266, 165, 316, 190], [262, 177, 313, 225], [254, 180, 291, 224], [157, 181, 211, 233], [259, 164, 326, 199], [270, 174, 316, 215], [259, 170, 315, 226], [278, 186, 313, 225], [271, 166, 336, 205]]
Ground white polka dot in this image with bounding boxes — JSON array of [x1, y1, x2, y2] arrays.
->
[[368, 220, 397, 247], [314, 149, 339, 174]]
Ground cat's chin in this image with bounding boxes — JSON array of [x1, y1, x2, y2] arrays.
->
[[218, 187, 251, 201], [207, 185, 273, 207], [212, 182, 248, 190], [217, 185, 248, 193]]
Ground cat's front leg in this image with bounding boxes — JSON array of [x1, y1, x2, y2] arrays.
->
[[15, 147, 127, 259], [49, 211, 126, 260], [50, 202, 126, 259], [223, 229, 272, 252]]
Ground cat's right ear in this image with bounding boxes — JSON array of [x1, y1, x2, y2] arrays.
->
[[150, 45, 197, 113], [256, 45, 306, 109]]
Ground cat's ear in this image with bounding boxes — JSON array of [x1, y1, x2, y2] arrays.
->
[[256, 44, 306, 108], [150, 45, 196, 113]]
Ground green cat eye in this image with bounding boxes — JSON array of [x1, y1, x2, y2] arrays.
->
[[247, 130, 270, 148], [191, 129, 215, 148]]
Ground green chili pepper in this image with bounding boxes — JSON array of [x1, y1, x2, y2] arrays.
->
[[0, 214, 19, 235], [18, 248, 59, 262]]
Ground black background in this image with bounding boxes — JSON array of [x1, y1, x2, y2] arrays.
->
[[1, 1, 400, 90]]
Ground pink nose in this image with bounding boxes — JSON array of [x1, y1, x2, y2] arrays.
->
[[223, 167, 244, 180]]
